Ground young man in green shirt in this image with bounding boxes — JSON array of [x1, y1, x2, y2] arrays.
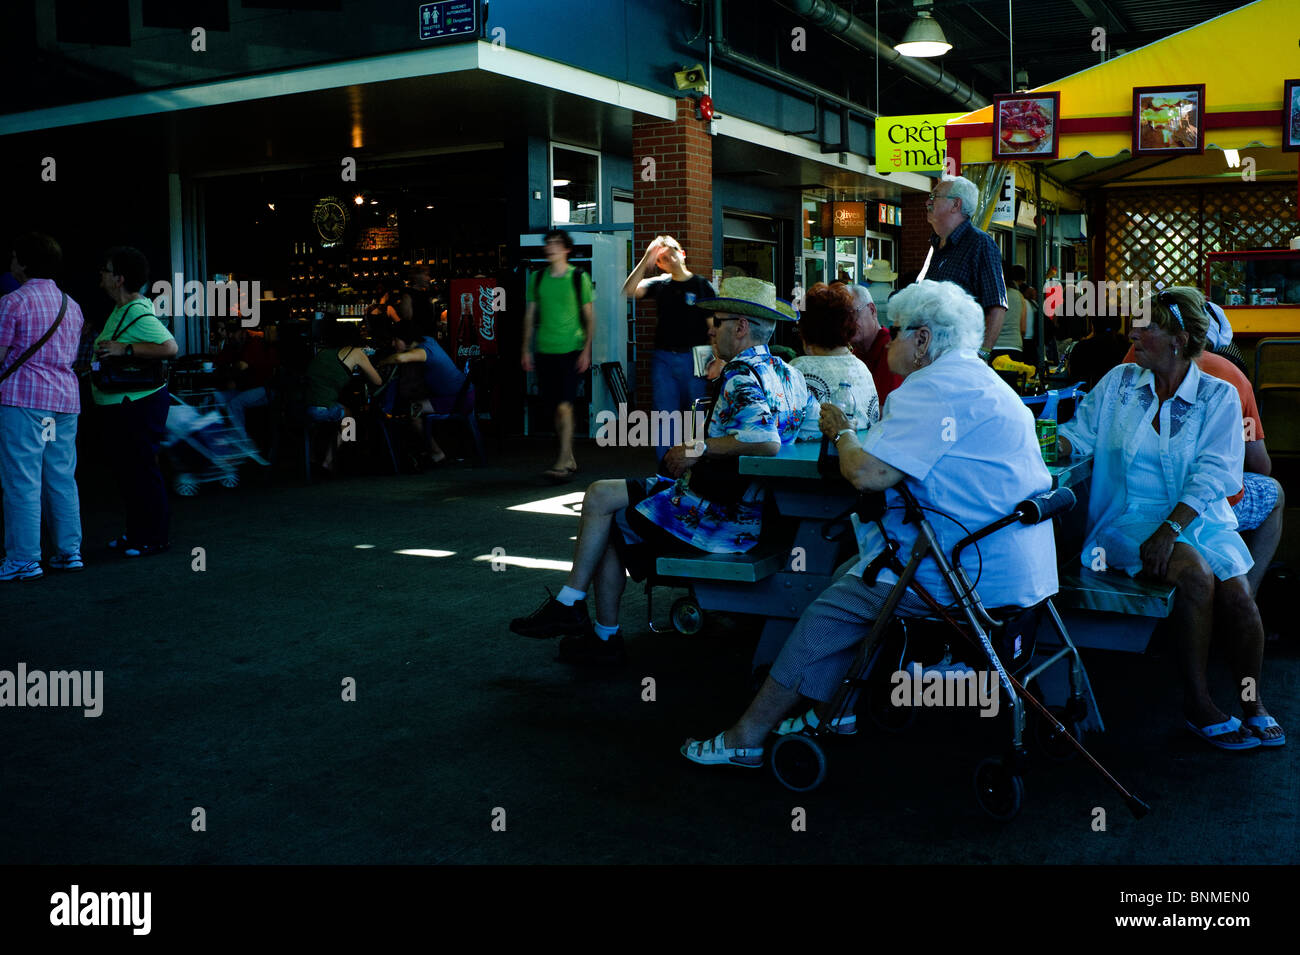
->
[[522, 229, 594, 481]]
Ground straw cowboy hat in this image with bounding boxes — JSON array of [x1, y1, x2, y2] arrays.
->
[[695, 276, 797, 322], [862, 259, 898, 283]]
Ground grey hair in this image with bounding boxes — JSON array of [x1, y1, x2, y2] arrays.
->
[[888, 280, 984, 359], [845, 284, 874, 308], [745, 315, 776, 345], [940, 174, 980, 219]]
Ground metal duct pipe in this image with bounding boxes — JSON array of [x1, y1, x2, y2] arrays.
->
[[773, 0, 989, 110]]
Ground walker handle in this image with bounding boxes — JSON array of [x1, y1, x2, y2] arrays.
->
[[1016, 487, 1076, 525]]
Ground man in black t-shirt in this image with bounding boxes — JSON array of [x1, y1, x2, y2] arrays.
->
[[622, 235, 716, 462]]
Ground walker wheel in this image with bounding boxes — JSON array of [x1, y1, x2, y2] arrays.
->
[[770, 734, 827, 793], [670, 597, 705, 636], [973, 757, 1024, 821], [220, 472, 240, 489], [1032, 706, 1081, 762], [174, 474, 199, 497]]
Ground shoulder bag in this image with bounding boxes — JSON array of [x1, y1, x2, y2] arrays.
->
[[91, 302, 171, 393], [682, 360, 769, 506]]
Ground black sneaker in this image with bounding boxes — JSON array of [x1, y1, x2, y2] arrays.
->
[[509, 588, 590, 639], [556, 630, 627, 666]]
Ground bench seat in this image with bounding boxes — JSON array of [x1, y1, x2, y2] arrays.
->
[[655, 545, 787, 583], [1055, 567, 1176, 618]]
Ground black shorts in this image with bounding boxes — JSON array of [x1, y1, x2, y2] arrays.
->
[[536, 350, 582, 408], [612, 478, 706, 582]]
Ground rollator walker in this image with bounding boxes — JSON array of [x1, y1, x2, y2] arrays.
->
[[769, 482, 1151, 823]]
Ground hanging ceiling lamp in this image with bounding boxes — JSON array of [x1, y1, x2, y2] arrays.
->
[[894, 1, 952, 58]]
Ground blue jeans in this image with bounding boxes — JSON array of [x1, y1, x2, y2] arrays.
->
[[0, 405, 82, 563], [219, 385, 269, 433], [650, 349, 707, 461]]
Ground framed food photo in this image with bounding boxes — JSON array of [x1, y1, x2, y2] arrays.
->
[[992, 92, 1060, 161], [1283, 79, 1300, 152], [1133, 85, 1205, 157]]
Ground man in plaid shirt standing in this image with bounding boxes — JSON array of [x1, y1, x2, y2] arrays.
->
[[0, 233, 86, 581]]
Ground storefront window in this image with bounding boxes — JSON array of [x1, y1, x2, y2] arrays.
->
[[551, 144, 600, 226]]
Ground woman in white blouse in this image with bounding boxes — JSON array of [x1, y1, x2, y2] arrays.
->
[[1058, 287, 1284, 751], [791, 282, 880, 439]]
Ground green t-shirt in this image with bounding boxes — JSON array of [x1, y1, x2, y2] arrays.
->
[[92, 299, 175, 405], [526, 266, 592, 355]]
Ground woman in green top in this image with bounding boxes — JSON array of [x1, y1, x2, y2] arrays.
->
[[303, 318, 382, 471], [95, 247, 178, 559]]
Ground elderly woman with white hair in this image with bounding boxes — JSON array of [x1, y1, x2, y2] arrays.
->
[[683, 280, 1059, 767]]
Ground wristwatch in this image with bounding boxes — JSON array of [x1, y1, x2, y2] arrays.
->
[[689, 438, 708, 457], [978, 347, 993, 362], [833, 428, 855, 445], [1163, 518, 1183, 535], [125, 343, 134, 358]]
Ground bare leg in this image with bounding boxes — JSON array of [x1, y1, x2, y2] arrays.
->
[[725, 675, 804, 749], [1165, 544, 1252, 744], [553, 401, 576, 471], [564, 480, 628, 593], [1239, 481, 1284, 596], [1215, 575, 1281, 742], [592, 541, 627, 629]]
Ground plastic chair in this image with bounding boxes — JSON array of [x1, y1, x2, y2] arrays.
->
[[1254, 338, 1300, 455], [423, 360, 485, 466]]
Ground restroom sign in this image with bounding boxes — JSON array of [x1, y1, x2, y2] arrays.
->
[[419, 0, 478, 41]]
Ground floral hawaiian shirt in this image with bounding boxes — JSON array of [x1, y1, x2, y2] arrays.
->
[[634, 344, 809, 552]]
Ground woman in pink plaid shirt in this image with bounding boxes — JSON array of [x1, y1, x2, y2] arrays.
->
[[0, 233, 86, 581]]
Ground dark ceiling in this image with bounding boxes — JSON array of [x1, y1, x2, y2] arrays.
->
[[860, 0, 1257, 108]]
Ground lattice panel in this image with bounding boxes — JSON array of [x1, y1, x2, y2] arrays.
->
[[1102, 185, 1297, 287]]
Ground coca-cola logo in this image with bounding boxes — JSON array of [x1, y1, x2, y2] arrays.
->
[[479, 285, 496, 341]]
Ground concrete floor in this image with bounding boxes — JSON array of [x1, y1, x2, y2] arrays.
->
[[1, 438, 1297, 865]]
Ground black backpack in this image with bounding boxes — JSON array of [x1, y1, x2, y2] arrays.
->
[[531, 266, 588, 323]]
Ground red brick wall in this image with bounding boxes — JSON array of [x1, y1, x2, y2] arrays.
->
[[630, 98, 714, 406], [899, 192, 932, 278]]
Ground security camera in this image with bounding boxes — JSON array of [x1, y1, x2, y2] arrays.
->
[[673, 64, 708, 92]]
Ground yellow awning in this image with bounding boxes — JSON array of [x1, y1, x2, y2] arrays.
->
[[948, 0, 1297, 168]]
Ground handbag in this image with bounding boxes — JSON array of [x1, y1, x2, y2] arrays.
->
[[0, 293, 68, 387], [91, 302, 170, 393], [681, 361, 768, 506]]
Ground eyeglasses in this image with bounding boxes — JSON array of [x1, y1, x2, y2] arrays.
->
[[925, 193, 958, 208], [713, 315, 744, 325]]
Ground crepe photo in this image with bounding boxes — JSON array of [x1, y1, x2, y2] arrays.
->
[[993, 92, 1060, 160], [1133, 85, 1205, 156]]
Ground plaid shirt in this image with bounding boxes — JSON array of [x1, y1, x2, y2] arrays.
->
[[635, 345, 809, 553], [923, 219, 1008, 312], [0, 279, 85, 414]]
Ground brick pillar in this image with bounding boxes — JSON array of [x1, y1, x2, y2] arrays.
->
[[631, 98, 714, 407], [899, 192, 932, 278]]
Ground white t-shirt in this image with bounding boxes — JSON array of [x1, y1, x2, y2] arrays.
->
[[791, 353, 881, 440]]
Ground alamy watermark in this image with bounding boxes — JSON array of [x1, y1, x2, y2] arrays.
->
[[1043, 274, 1155, 326], [151, 274, 261, 327], [890, 662, 1000, 717], [0, 663, 103, 717], [594, 403, 708, 454]]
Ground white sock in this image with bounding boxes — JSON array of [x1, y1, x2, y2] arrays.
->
[[593, 622, 620, 642], [556, 586, 586, 606]]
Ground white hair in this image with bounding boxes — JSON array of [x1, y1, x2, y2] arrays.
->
[[940, 174, 980, 219], [846, 284, 874, 308], [888, 280, 984, 358], [745, 315, 776, 345]]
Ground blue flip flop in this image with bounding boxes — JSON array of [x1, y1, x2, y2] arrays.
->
[[1185, 716, 1261, 751], [1243, 715, 1286, 748]]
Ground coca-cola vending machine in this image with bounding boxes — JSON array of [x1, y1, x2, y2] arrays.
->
[[448, 277, 499, 360]]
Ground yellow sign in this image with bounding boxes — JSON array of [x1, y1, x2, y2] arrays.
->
[[875, 112, 962, 172]]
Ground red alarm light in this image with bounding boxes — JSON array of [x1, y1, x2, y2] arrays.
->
[[698, 95, 714, 121]]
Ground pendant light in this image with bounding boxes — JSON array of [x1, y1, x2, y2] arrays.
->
[[894, 1, 952, 58]]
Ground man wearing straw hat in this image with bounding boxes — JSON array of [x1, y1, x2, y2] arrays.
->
[[510, 277, 810, 666]]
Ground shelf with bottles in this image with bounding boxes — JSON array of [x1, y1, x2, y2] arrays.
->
[[1205, 248, 1300, 335]]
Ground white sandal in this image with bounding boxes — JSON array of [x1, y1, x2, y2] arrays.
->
[[681, 732, 764, 768]]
